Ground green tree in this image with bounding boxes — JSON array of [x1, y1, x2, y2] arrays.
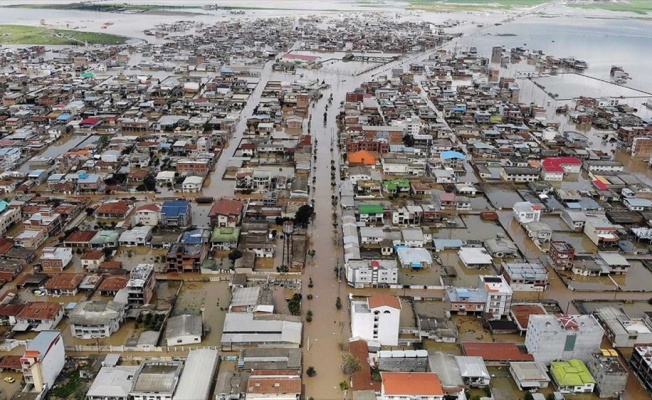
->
[[545, 394, 556, 400], [339, 381, 349, 391], [294, 205, 314, 227], [341, 353, 362, 377], [335, 296, 342, 310], [306, 366, 316, 377], [523, 392, 534, 400], [228, 249, 243, 263]]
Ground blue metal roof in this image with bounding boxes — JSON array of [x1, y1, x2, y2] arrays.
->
[[441, 150, 466, 160], [161, 200, 190, 217]]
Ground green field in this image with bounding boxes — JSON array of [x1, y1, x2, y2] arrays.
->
[[569, 0, 652, 15], [6, 2, 199, 12], [0, 25, 129, 45], [406, 0, 548, 12]]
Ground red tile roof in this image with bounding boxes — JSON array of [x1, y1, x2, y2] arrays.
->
[[65, 230, 98, 243], [44, 273, 84, 290], [16, 302, 62, 320], [368, 294, 401, 310], [209, 198, 244, 217], [80, 250, 104, 260], [349, 340, 381, 392], [542, 156, 582, 173], [98, 275, 129, 292], [381, 372, 443, 396], [96, 200, 133, 216], [136, 204, 160, 213]]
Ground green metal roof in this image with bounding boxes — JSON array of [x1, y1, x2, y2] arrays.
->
[[382, 178, 410, 191], [550, 359, 595, 387], [358, 204, 384, 215], [211, 227, 240, 242]]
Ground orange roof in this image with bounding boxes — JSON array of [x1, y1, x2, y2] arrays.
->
[[382, 372, 443, 396], [348, 150, 376, 165], [368, 294, 401, 310], [349, 340, 381, 392]]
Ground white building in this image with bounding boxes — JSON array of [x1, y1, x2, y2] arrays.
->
[[21, 330, 65, 393], [513, 202, 543, 224], [182, 175, 204, 193], [69, 301, 126, 339], [525, 314, 604, 364], [156, 170, 176, 185], [133, 204, 160, 226], [0, 205, 22, 235], [345, 259, 398, 288], [118, 226, 153, 247], [87, 364, 139, 400], [165, 314, 202, 346], [351, 295, 401, 346], [477, 275, 513, 320]]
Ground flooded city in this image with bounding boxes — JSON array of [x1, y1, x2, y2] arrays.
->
[[0, 0, 648, 399]]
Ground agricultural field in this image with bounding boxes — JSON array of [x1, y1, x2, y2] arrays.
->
[[0, 25, 129, 45]]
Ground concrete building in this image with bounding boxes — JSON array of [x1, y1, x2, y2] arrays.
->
[[133, 204, 160, 226], [501, 262, 549, 291], [21, 330, 65, 393], [126, 264, 156, 306], [509, 362, 551, 391], [594, 306, 652, 348], [40, 247, 74, 273], [130, 360, 183, 400], [513, 202, 543, 224], [118, 226, 153, 247], [525, 314, 604, 364], [587, 350, 628, 399], [345, 259, 398, 288], [238, 348, 302, 371], [86, 364, 139, 400], [584, 216, 619, 248], [69, 301, 126, 339], [380, 372, 444, 400], [630, 344, 652, 393], [165, 314, 203, 346], [351, 295, 401, 346], [378, 350, 429, 372], [550, 359, 595, 394], [455, 356, 490, 388], [477, 275, 513, 320]]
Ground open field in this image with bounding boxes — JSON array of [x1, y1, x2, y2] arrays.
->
[[407, 0, 548, 12], [5, 2, 199, 12], [569, 0, 652, 15], [0, 24, 129, 45]]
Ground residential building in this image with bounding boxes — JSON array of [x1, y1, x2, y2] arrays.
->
[[209, 198, 245, 227], [351, 295, 401, 346], [396, 247, 432, 269], [587, 350, 628, 399], [69, 301, 126, 339], [358, 204, 384, 224], [86, 364, 139, 400], [380, 372, 444, 400], [126, 264, 156, 306], [44, 273, 84, 296], [478, 275, 513, 320], [15, 302, 64, 332], [584, 160, 624, 173], [549, 241, 575, 270], [509, 362, 551, 391], [595, 306, 652, 348], [23, 210, 63, 235], [446, 287, 486, 316], [0, 201, 20, 235], [378, 350, 429, 372], [345, 259, 398, 288], [550, 359, 595, 394], [584, 216, 619, 248], [95, 200, 134, 219], [513, 202, 543, 224], [40, 247, 73, 273], [21, 330, 65, 393], [455, 356, 490, 388], [525, 314, 604, 364], [501, 166, 540, 182], [245, 370, 301, 400], [133, 204, 160, 226], [118, 226, 153, 247], [501, 262, 549, 291], [624, 197, 652, 211], [541, 157, 582, 181], [165, 314, 202, 346], [80, 250, 105, 271], [160, 200, 192, 227], [174, 349, 220, 400], [14, 228, 47, 249], [211, 227, 240, 250], [166, 243, 208, 273], [630, 344, 652, 393], [182, 175, 204, 192]]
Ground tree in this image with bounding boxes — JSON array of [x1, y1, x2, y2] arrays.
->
[[306, 310, 313, 322], [294, 205, 314, 227], [545, 394, 556, 400], [288, 293, 302, 316], [335, 296, 342, 310], [339, 381, 349, 391], [143, 175, 156, 191], [306, 366, 316, 377], [402, 134, 415, 147], [228, 249, 243, 263], [85, 207, 95, 216], [341, 353, 362, 377], [523, 392, 534, 400], [308, 249, 316, 259]]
